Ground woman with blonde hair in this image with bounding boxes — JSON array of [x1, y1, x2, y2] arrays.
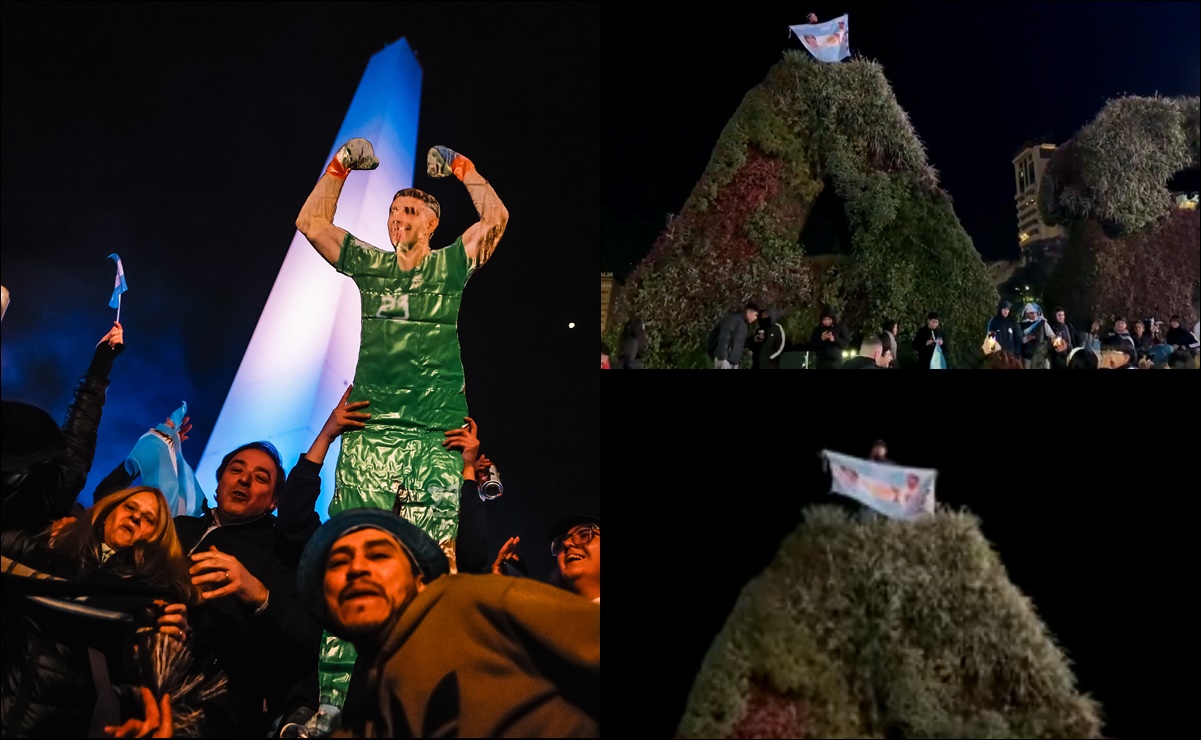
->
[[43, 485, 198, 603], [2, 485, 219, 737]]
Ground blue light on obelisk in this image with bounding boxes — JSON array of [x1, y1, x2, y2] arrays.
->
[[196, 38, 422, 521]]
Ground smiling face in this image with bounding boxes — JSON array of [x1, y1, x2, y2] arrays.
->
[[323, 527, 424, 640], [101, 491, 162, 549], [215, 448, 278, 524], [388, 196, 439, 250], [556, 524, 600, 590]]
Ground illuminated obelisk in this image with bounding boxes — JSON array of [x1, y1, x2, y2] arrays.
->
[[196, 38, 422, 521]]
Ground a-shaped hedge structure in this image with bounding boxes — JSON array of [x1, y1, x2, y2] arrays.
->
[[677, 506, 1103, 739], [608, 52, 997, 368]]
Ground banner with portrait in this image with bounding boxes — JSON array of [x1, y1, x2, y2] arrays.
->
[[789, 14, 851, 64], [821, 450, 937, 521]]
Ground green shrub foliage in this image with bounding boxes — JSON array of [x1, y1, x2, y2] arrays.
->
[[1039, 95, 1201, 323], [609, 52, 997, 368], [677, 506, 1104, 739]]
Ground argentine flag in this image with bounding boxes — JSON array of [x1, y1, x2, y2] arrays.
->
[[108, 253, 128, 309], [931, 344, 947, 369]]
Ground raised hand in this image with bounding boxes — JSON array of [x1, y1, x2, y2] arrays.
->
[[304, 385, 370, 466], [320, 385, 371, 442], [164, 415, 192, 443], [338, 138, 378, 170], [474, 455, 495, 481], [491, 536, 521, 575], [326, 138, 379, 180], [443, 416, 481, 471], [427, 145, 474, 180], [99, 321, 124, 349]]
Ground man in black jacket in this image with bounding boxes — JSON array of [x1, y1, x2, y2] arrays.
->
[[1047, 307, 1076, 369], [986, 300, 1020, 357], [912, 311, 948, 368], [711, 302, 759, 369], [842, 336, 889, 369], [809, 310, 850, 369], [1165, 315, 1199, 355], [750, 307, 787, 369], [92, 428, 332, 736]]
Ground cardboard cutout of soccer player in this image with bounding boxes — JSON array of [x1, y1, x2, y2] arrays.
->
[[296, 138, 509, 707]]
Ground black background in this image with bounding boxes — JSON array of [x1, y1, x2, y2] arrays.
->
[[604, 370, 1193, 738]]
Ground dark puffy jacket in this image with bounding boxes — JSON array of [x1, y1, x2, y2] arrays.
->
[[0, 530, 184, 738], [2, 345, 116, 535]]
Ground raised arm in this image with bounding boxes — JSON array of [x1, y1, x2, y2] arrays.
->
[[442, 416, 489, 575], [427, 146, 509, 270], [276, 385, 371, 561], [296, 139, 379, 266], [58, 323, 126, 507]]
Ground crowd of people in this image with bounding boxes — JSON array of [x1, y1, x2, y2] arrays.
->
[[602, 299, 1200, 370], [2, 139, 599, 739], [978, 300, 1198, 370]]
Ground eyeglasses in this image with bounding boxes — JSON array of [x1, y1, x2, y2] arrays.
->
[[551, 525, 599, 557]]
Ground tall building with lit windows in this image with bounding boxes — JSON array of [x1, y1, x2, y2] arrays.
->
[[1013, 142, 1065, 263], [601, 273, 617, 332]]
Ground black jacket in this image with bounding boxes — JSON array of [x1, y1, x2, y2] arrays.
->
[[987, 312, 1021, 356], [177, 506, 324, 738], [713, 312, 749, 364], [842, 355, 884, 369], [809, 323, 849, 367], [912, 326, 948, 368], [2, 345, 116, 535], [94, 455, 326, 737], [0, 531, 186, 738]]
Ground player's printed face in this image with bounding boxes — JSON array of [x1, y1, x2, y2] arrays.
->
[[389, 197, 438, 249]]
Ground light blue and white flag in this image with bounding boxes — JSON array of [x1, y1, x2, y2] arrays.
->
[[107, 253, 128, 309], [122, 402, 206, 517], [931, 344, 947, 369], [821, 449, 937, 521], [789, 14, 851, 64], [1021, 302, 1045, 335]]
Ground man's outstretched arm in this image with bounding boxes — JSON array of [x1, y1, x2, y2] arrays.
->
[[296, 138, 379, 266], [427, 145, 509, 270]]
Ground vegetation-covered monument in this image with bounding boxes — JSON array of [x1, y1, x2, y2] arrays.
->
[[677, 506, 1103, 739], [1040, 95, 1200, 323], [607, 51, 997, 369]]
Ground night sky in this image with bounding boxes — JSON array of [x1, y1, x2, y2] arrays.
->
[[603, 372, 1194, 739], [602, 1, 1201, 280], [0, 1, 599, 582]]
